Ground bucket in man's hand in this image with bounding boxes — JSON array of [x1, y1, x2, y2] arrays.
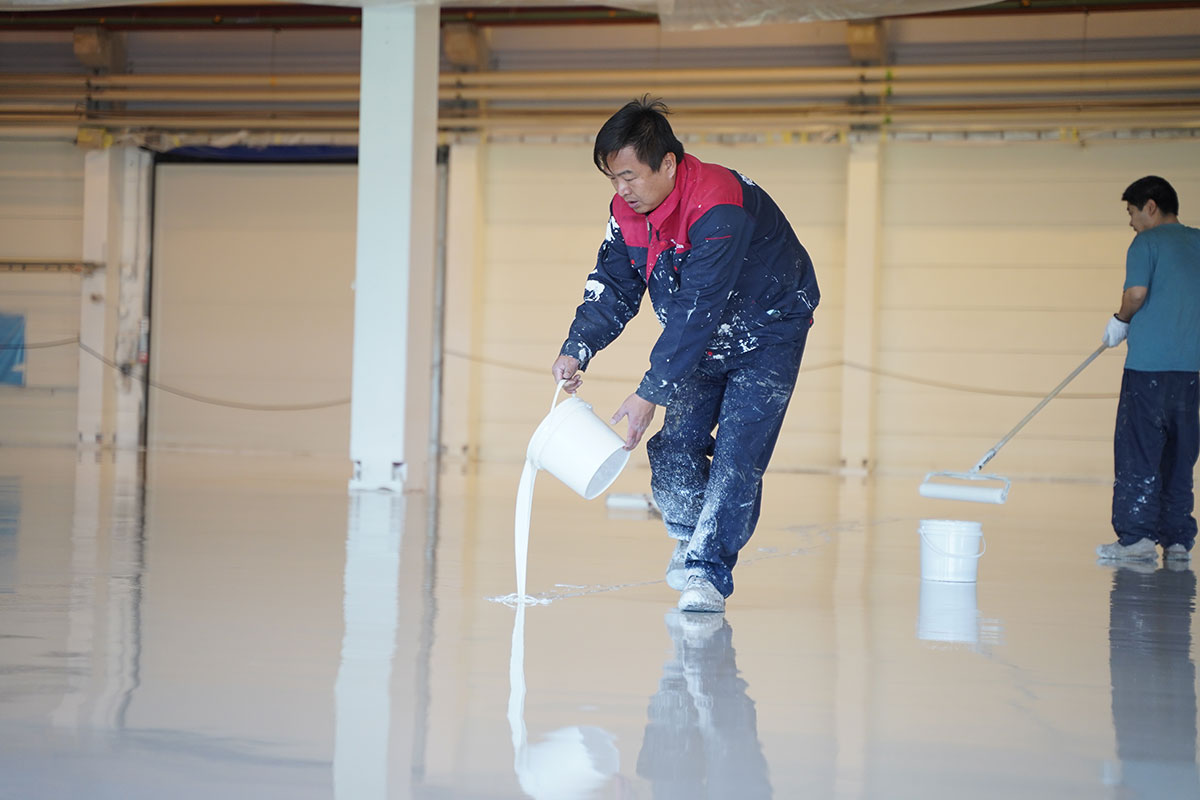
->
[[919, 519, 985, 583], [526, 383, 630, 500]]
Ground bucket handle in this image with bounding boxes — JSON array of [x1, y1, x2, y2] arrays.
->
[[550, 379, 567, 414], [920, 530, 987, 559]]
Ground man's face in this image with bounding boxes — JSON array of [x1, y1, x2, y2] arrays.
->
[[1127, 200, 1158, 233], [604, 146, 676, 215]]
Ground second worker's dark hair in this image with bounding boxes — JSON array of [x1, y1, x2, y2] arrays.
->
[[1122, 175, 1180, 216], [593, 96, 685, 175]]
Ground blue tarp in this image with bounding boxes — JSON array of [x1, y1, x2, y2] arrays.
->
[[0, 313, 25, 387]]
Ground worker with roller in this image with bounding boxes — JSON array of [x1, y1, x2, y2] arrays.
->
[[551, 97, 819, 613], [919, 175, 1200, 525], [1096, 176, 1200, 563]]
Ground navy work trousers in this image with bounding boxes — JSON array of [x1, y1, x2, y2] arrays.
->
[[647, 334, 807, 598], [1112, 369, 1200, 549]]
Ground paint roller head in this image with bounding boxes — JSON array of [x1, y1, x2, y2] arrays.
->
[[919, 472, 1010, 504]]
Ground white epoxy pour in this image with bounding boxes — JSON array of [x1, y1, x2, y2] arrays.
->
[[493, 460, 552, 606], [493, 383, 630, 608]]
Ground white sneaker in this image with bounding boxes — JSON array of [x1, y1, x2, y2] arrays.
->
[[1164, 544, 1192, 562], [678, 575, 725, 613], [666, 540, 689, 591], [1096, 538, 1158, 562]]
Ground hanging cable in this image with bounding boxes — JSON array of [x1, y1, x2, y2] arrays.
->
[[76, 341, 350, 411], [442, 348, 1118, 399]]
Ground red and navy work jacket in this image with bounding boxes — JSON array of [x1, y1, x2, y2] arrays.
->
[[560, 153, 819, 406]]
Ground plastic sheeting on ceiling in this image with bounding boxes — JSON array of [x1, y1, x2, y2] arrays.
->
[[0, 0, 998, 31]]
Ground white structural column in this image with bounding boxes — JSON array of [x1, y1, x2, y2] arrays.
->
[[114, 149, 153, 449], [77, 147, 153, 451], [441, 142, 486, 465], [77, 151, 112, 447], [349, 4, 440, 493], [839, 137, 884, 475]]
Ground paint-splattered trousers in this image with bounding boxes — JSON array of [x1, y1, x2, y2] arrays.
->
[[647, 333, 807, 598], [1113, 369, 1200, 549]]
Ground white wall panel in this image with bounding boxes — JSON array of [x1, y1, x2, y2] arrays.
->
[[0, 142, 84, 446], [149, 164, 355, 455]]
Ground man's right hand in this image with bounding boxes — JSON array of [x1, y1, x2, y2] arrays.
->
[[551, 355, 583, 394]]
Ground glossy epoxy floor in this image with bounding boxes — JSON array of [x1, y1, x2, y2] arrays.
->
[[0, 447, 1196, 800]]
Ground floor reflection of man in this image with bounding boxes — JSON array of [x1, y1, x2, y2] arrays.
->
[[1108, 564, 1200, 796], [636, 611, 771, 798]]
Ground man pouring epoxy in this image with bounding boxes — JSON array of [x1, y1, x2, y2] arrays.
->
[[1097, 175, 1200, 563], [551, 97, 819, 613]]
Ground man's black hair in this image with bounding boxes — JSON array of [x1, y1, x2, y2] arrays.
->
[[1122, 175, 1180, 216], [593, 96, 685, 175]]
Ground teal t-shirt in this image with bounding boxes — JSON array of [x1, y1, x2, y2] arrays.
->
[[1124, 222, 1200, 372]]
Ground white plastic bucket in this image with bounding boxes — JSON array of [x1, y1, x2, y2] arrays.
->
[[917, 580, 980, 644], [526, 383, 630, 500], [919, 519, 985, 583]]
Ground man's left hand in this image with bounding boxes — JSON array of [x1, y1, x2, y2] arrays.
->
[[1103, 314, 1130, 348], [611, 393, 657, 451]]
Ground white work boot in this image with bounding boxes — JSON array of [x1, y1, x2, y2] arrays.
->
[[1164, 543, 1192, 562], [666, 540, 689, 591], [1096, 537, 1158, 562], [678, 575, 725, 613]]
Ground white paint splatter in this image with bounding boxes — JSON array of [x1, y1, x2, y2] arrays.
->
[[584, 280, 606, 302], [604, 215, 619, 243]]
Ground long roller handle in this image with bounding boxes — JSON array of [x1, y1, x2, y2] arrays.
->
[[971, 344, 1108, 473]]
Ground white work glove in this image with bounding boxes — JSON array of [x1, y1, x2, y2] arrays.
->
[[1103, 314, 1129, 348]]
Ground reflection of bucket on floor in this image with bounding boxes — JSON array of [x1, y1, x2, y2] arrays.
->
[[919, 519, 985, 583], [917, 580, 980, 644], [526, 384, 630, 500]]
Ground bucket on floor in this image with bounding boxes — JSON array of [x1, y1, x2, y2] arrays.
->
[[919, 519, 985, 583], [917, 580, 980, 644], [527, 382, 630, 500]]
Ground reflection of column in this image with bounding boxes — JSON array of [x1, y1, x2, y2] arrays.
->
[[636, 611, 770, 799], [53, 455, 102, 727], [0, 476, 17, 593], [834, 477, 871, 800], [52, 452, 145, 730], [1108, 564, 1199, 795], [93, 450, 145, 728], [508, 605, 620, 799], [334, 492, 404, 800]]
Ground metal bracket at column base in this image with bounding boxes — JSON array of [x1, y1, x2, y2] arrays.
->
[[349, 459, 406, 493]]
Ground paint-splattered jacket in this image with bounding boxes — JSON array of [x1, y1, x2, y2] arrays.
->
[[560, 153, 820, 406]]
